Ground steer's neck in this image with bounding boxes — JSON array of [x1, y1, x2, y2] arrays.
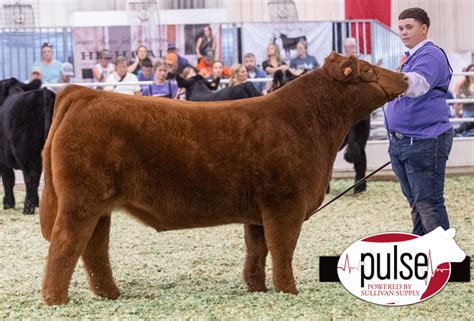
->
[[274, 70, 359, 155]]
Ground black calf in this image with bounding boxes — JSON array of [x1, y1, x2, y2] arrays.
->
[[0, 79, 55, 214]]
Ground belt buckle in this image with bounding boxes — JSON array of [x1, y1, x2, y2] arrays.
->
[[395, 132, 404, 139]]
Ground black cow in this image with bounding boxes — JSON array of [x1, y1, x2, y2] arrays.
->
[[279, 33, 307, 58], [0, 79, 55, 214], [176, 75, 263, 101], [272, 69, 371, 193]]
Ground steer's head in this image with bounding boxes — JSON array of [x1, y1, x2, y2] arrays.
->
[[323, 52, 408, 109], [0, 78, 42, 105]]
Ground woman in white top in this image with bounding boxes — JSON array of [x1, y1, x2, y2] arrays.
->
[[104, 56, 141, 96], [93, 50, 115, 86]]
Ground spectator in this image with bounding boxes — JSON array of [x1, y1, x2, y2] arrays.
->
[[454, 63, 474, 136], [289, 40, 319, 71], [54, 62, 76, 94], [25, 66, 42, 83], [165, 51, 194, 79], [230, 63, 248, 86], [104, 56, 141, 96], [262, 43, 288, 75], [243, 52, 267, 93], [176, 67, 197, 100], [92, 50, 115, 87], [344, 37, 358, 56], [196, 50, 215, 78], [195, 25, 216, 63], [32, 42, 62, 83], [137, 58, 154, 94], [142, 60, 178, 98], [167, 43, 191, 69], [128, 45, 149, 75], [211, 60, 230, 80]]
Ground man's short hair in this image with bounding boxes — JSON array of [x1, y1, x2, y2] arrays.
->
[[398, 7, 430, 28], [141, 58, 153, 68], [115, 56, 128, 66], [243, 52, 256, 60]]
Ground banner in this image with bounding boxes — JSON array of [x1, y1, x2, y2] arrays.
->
[[241, 22, 333, 70], [71, 24, 223, 81]]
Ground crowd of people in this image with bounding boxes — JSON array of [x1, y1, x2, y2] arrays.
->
[[27, 30, 474, 135]]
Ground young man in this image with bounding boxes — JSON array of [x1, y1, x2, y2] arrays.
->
[[386, 7, 453, 236], [243, 52, 267, 93], [104, 56, 141, 96]]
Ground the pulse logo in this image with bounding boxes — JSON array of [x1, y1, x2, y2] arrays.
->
[[337, 227, 466, 306]]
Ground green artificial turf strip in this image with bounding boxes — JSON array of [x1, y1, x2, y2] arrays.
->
[[0, 177, 472, 319]]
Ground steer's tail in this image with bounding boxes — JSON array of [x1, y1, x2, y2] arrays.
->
[[39, 85, 93, 241]]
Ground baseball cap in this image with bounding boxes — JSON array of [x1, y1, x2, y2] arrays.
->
[[31, 66, 42, 74], [167, 43, 177, 50], [61, 62, 74, 77], [165, 53, 178, 65]]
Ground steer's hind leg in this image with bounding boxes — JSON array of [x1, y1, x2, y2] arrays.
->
[[42, 204, 101, 306], [23, 165, 41, 214], [82, 214, 120, 300], [243, 224, 268, 292], [1, 165, 15, 209], [262, 200, 306, 294]]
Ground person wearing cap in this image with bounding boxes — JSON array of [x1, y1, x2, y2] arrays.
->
[[93, 50, 115, 87], [31, 42, 63, 83], [386, 8, 454, 236], [165, 51, 194, 80], [167, 43, 190, 68], [54, 62, 77, 93]]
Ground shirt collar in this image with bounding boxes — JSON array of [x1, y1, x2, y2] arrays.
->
[[407, 39, 432, 57]]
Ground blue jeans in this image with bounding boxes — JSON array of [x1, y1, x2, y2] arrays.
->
[[388, 129, 454, 236]]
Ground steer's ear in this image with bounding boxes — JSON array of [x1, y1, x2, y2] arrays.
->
[[324, 53, 359, 82], [176, 75, 189, 89]]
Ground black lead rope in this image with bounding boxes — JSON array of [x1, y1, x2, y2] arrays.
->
[[315, 160, 391, 213], [316, 104, 394, 214]]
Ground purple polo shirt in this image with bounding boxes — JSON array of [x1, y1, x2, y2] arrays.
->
[[386, 41, 452, 139]]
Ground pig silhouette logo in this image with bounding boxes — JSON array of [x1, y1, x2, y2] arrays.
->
[[337, 227, 466, 306]]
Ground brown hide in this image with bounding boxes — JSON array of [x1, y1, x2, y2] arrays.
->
[[39, 52, 408, 305]]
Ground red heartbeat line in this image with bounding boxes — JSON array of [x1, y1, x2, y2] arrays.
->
[[337, 250, 450, 283], [337, 254, 361, 274]]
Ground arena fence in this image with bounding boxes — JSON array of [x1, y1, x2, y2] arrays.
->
[[1, 19, 407, 81]]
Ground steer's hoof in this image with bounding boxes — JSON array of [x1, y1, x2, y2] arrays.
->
[[43, 293, 69, 306], [23, 203, 36, 215], [4, 203, 15, 210]]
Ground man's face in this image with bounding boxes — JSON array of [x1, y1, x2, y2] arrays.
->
[[398, 18, 428, 49], [116, 62, 128, 77], [244, 57, 255, 71], [344, 43, 357, 56], [62, 74, 71, 82], [31, 71, 41, 80], [142, 66, 153, 77]]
